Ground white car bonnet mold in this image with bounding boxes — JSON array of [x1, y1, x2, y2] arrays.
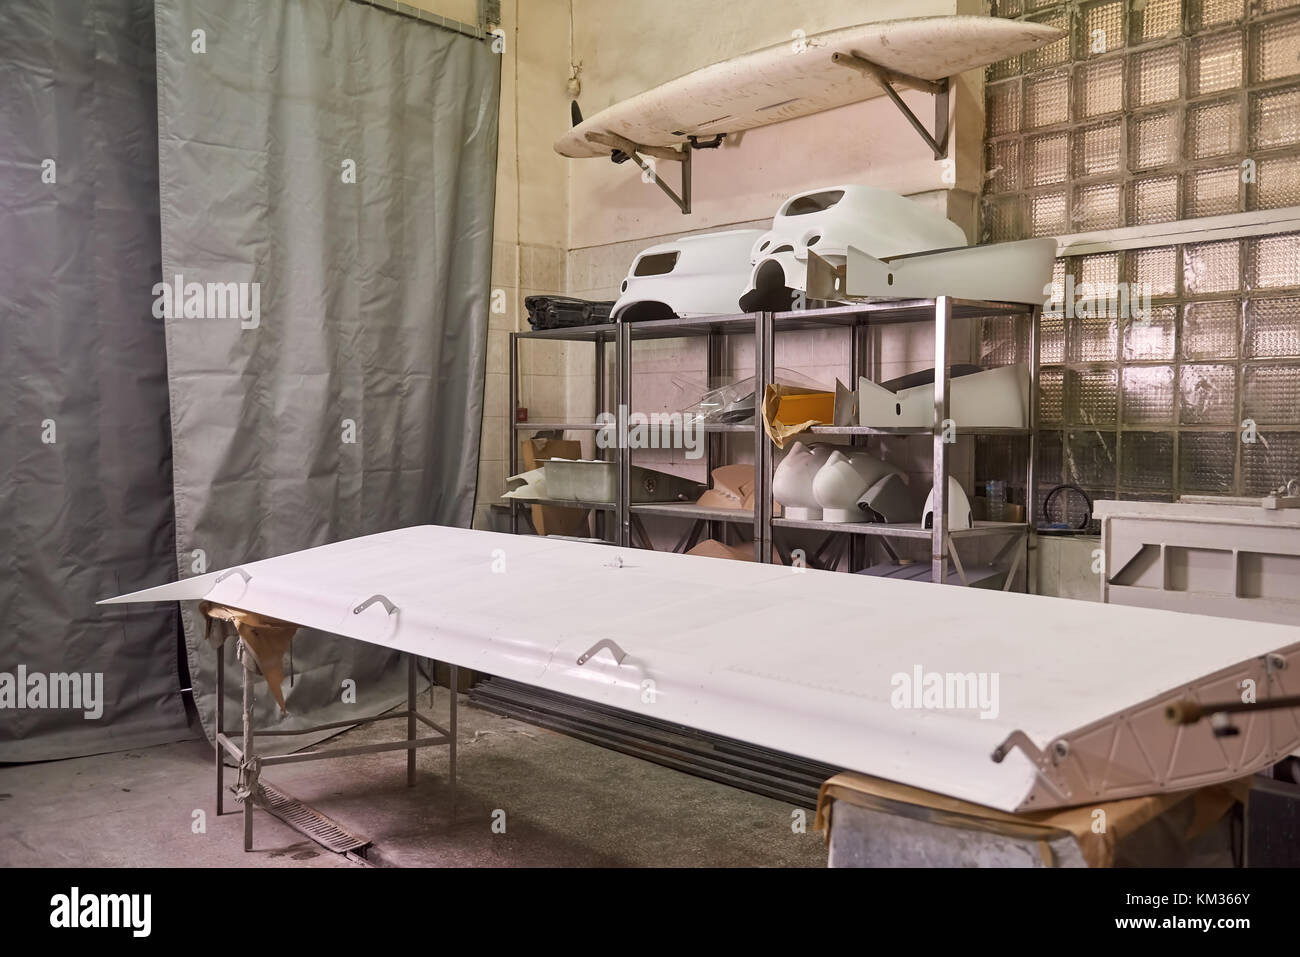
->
[[613, 229, 765, 322], [739, 185, 968, 311]]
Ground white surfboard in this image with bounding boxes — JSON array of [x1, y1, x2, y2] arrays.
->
[[555, 16, 1064, 159]]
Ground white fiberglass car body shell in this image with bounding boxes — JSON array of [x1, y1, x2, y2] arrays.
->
[[740, 185, 968, 310], [613, 229, 764, 322]]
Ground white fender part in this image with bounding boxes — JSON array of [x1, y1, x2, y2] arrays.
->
[[859, 472, 913, 524], [812, 449, 903, 523], [825, 238, 1058, 306], [922, 477, 974, 530], [858, 365, 1029, 430], [772, 441, 835, 519]]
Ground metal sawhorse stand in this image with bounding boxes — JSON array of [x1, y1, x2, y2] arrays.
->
[[213, 637, 458, 852]]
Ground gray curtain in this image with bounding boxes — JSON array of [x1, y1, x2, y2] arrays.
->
[[0, 0, 193, 760], [154, 0, 500, 740]]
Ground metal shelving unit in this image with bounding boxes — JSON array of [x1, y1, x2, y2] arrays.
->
[[507, 296, 1040, 586]]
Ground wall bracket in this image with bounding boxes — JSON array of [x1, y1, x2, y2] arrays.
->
[[830, 52, 950, 160]]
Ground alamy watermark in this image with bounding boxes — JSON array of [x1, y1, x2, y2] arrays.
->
[[0, 666, 103, 719], [891, 665, 999, 720], [152, 273, 261, 329], [1043, 275, 1152, 324], [595, 406, 704, 459]]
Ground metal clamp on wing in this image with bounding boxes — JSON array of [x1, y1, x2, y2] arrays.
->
[[577, 639, 628, 667]]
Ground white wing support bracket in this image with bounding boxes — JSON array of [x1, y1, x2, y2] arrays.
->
[[830, 51, 950, 160]]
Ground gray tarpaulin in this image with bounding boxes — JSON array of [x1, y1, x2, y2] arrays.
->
[[0, 0, 192, 760], [154, 0, 500, 740]]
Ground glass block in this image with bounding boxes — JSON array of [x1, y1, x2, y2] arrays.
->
[[1179, 431, 1236, 493], [987, 80, 1022, 137], [1124, 304, 1179, 360], [1247, 234, 1300, 290], [982, 195, 1024, 244], [1189, 30, 1243, 95], [1080, 252, 1121, 288], [1072, 181, 1123, 230], [1190, 0, 1245, 30], [1132, 0, 1182, 43], [1069, 310, 1120, 362], [1122, 366, 1176, 423], [1026, 132, 1069, 186], [979, 316, 1028, 366], [1180, 363, 1238, 424], [1037, 432, 1065, 486], [1024, 71, 1071, 129], [1073, 120, 1122, 177], [1025, 11, 1072, 72], [1245, 297, 1300, 358], [1250, 85, 1300, 151], [1075, 59, 1124, 119], [1129, 45, 1182, 107], [1041, 313, 1065, 365], [1252, 18, 1300, 84], [1242, 431, 1300, 494], [1242, 363, 1300, 423], [1186, 97, 1242, 160], [1184, 165, 1242, 218], [1254, 156, 1300, 209], [1129, 109, 1179, 170], [1182, 299, 1241, 358], [1129, 174, 1181, 223], [1128, 246, 1178, 298], [1067, 367, 1119, 424], [987, 53, 1023, 83], [1183, 240, 1241, 295], [1066, 430, 1117, 486], [1080, 1, 1126, 58], [987, 139, 1021, 193], [1121, 431, 1175, 488], [1046, 258, 1068, 309], [1040, 367, 1065, 423], [1030, 189, 1068, 236]]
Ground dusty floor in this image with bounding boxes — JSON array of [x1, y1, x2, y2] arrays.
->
[[0, 694, 826, 868]]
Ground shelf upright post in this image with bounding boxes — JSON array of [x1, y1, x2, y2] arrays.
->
[[509, 331, 519, 535], [849, 317, 865, 573], [617, 320, 633, 547], [706, 328, 723, 543], [595, 332, 607, 541], [1026, 302, 1041, 590], [755, 311, 775, 563], [931, 297, 952, 585]]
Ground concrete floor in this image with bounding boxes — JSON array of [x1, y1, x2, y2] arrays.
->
[[0, 694, 826, 868]]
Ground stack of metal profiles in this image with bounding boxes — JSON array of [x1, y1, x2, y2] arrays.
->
[[470, 677, 840, 808]]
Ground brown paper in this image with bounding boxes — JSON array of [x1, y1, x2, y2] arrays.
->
[[521, 437, 590, 536], [762, 380, 853, 448], [813, 769, 1250, 868], [200, 601, 299, 715]]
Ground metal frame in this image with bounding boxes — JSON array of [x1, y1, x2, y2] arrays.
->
[[508, 299, 1041, 586], [214, 638, 458, 852]]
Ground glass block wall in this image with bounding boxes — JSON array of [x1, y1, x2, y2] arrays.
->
[[979, 0, 1300, 520]]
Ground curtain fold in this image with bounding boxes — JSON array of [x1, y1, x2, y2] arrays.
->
[[153, 0, 500, 741], [0, 0, 192, 760]]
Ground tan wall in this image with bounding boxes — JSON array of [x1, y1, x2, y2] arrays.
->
[[474, 0, 575, 528]]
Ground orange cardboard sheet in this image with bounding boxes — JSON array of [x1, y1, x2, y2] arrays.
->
[[814, 770, 1249, 868], [762, 382, 853, 448], [200, 601, 299, 715]]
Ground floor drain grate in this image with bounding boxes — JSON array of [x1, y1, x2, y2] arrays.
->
[[254, 782, 371, 854]]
